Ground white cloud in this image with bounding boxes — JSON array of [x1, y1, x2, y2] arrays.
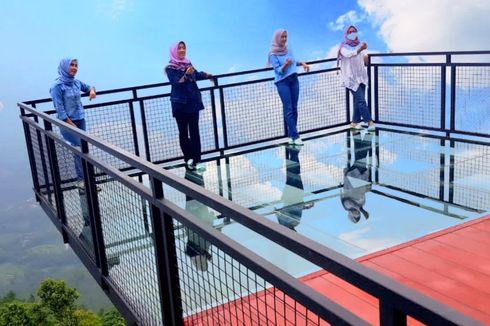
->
[[329, 10, 367, 31], [358, 0, 490, 52], [226, 65, 238, 74], [96, 0, 133, 20], [0, 101, 4, 112]]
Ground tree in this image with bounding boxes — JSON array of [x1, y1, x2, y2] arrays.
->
[[0, 301, 33, 326], [37, 278, 80, 325], [75, 309, 103, 326], [0, 280, 125, 326], [0, 291, 16, 304], [101, 308, 126, 326]]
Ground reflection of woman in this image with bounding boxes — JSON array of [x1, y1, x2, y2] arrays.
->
[[184, 170, 216, 271], [337, 26, 375, 131], [341, 131, 372, 223], [50, 58, 96, 190], [77, 188, 119, 269], [276, 147, 310, 231], [268, 29, 309, 146], [165, 41, 213, 172]]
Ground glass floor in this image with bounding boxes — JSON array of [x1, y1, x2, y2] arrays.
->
[[67, 126, 489, 319], [161, 127, 490, 278]]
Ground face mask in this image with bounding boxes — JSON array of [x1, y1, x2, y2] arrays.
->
[[347, 32, 358, 40]]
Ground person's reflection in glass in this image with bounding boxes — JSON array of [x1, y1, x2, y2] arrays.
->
[[184, 170, 217, 271], [276, 147, 313, 231], [77, 187, 120, 269], [341, 130, 372, 223]]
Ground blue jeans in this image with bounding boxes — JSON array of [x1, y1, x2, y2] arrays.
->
[[276, 74, 300, 139], [60, 119, 86, 181], [350, 84, 372, 124]]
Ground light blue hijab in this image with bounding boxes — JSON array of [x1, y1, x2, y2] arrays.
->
[[57, 58, 76, 86]]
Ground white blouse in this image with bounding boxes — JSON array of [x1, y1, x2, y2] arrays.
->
[[339, 46, 368, 92]]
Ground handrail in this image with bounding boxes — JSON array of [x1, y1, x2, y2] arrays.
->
[[369, 50, 490, 57], [18, 99, 481, 325], [23, 58, 337, 105], [22, 117, 368, 325]]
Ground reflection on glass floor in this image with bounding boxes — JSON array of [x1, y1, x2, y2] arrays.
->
[[163, 128, 490, 278], [61, 127, 490, 319]]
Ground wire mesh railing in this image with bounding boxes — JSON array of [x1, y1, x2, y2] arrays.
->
[[369, 51, 490, 137], [18, 52, 490, 325]]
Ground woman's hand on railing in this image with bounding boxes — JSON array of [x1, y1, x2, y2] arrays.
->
[[89, 87, 97, 101], [301, 62, 310, 72]]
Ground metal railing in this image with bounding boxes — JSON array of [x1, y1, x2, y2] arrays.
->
[[368, 51, 490, 137], [19, 52, 489, 325]]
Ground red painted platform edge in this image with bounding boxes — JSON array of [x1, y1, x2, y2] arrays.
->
[[300, 213, 490, 283]]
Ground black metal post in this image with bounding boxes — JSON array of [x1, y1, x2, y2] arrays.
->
[[150, 178, 183, 326], [139, 100, 152, 162], [450, 65, 456, 132], [81, 140, 109, 277], [35, 116, 52, 202], [448, 140, 455, 204], [367, 55, 373, 121], [20, 109, 41, 197], [346, 130, 352, 166], [210, 88, 220, 151], [43, 121, 68, 242], [439, 139, 446, 201], [374, 65, 379, 122], [219, 87, 229, 148], [225, 156, 233, 202], [440, 66, 446, 130], [217, 158, 224, 197], [345, 89, 351, 124], [380, 301, 407, 326], [374, 129, 380, 184], [128, 101, 140, 157]]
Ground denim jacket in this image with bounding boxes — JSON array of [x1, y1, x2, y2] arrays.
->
[[50, 80, 92, 121], [165, 67, 208, 108]]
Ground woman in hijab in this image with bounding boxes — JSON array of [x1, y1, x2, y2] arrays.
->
[[268, 29, 309, 146], [165, 41, 213, 172], [337, 25, 375, 131], [50, 58, 96, 190]]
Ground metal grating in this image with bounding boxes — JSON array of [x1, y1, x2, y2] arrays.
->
[[377, 66, 442, 128], [143, 91, 217, 163], [454, 66, 490, 134], [98, 177, 161, 325], [175, 212, 326, 325]]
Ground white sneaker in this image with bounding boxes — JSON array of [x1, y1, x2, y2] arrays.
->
[[186, 159, 195, 170], [367, 124, 376, 131], [293, 138, 304, 146], [287, 138, 295, 145], [76, 180, 101, 192], [195, 163, 206, 172], [76, 180, 85, 191], [351, 123, 363, 130]]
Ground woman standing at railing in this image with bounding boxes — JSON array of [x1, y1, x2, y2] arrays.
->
[[165, 41, 213, 172], [337, 25, 375, 131], [49, 58, 96, 190], [268, 29, 309, 146]]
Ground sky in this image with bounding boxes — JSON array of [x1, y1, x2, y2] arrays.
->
[[1, 0, 489, 190], [0, 0, 488, 307]]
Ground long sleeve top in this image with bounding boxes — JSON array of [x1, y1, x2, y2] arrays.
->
[[50, 80, 92, 121], [166, 67, 208, 114], [339, 45, 368, 92], [269, 49, 299, 83]]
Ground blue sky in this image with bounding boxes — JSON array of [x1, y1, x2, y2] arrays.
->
[[0, 0, 489, 207]]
